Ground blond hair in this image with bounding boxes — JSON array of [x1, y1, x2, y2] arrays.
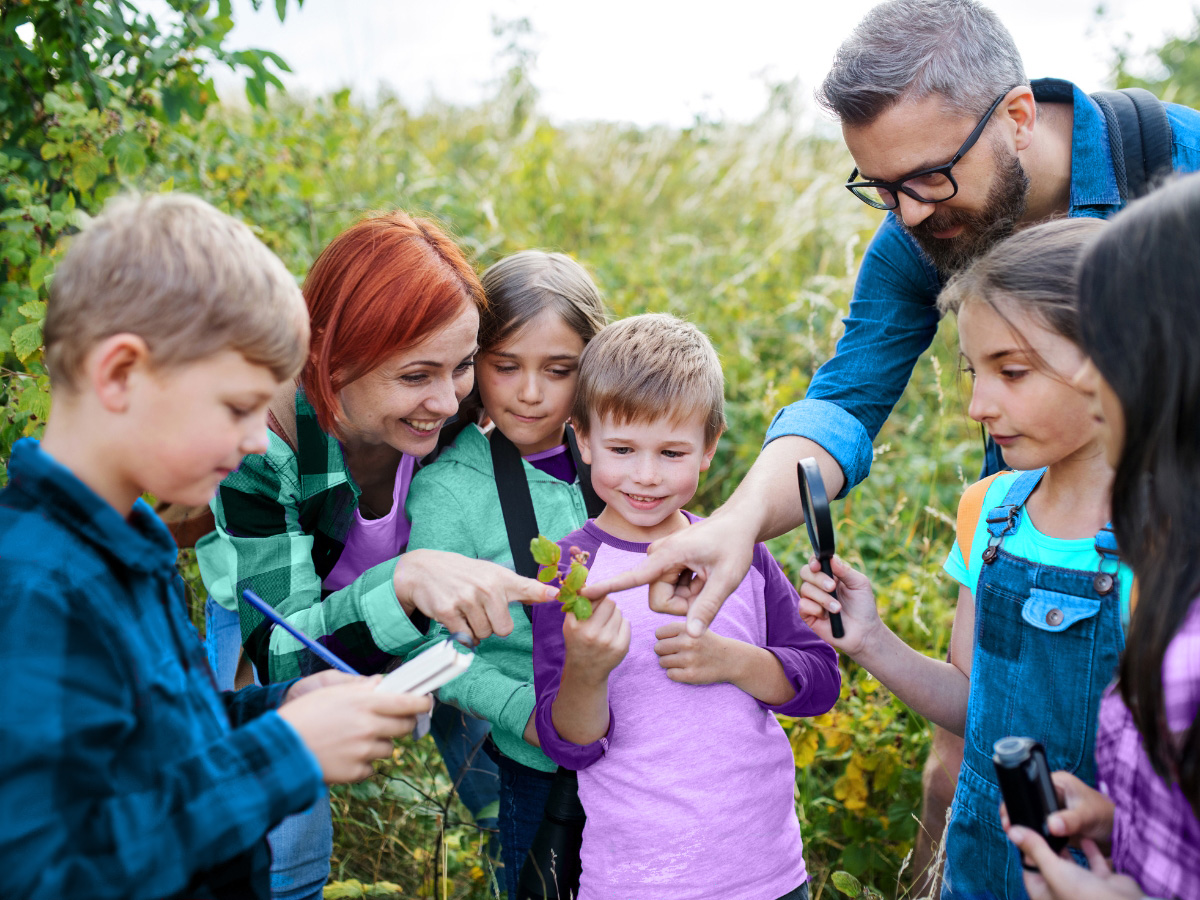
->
[[572, 313, 725, 447], [45, 193, 309, 389]]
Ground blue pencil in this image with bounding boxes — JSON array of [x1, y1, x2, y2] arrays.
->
[[241, 589, 359, 675]]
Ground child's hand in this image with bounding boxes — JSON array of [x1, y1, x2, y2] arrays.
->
[[652, 620, 738, 685], [1000, 771, 1115, 851], [562, 597, 630, 686], [279, 676, 432, 783], [797, 554, 882, 656], [1005, 830, 1144, 900]]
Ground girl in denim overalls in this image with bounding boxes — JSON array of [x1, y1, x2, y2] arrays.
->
[[797, 218, 1130, 899]]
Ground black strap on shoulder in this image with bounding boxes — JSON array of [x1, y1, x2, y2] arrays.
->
[[1091, 88, 1174, 202], [565, 424, 605, 518], [490, 429, 542, 580], [490, 426, 605, 623]]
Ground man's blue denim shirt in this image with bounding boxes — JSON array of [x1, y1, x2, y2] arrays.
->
[[766, 79, 1200, 496]]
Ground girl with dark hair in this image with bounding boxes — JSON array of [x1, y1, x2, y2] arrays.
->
[[799, 217, 1130, 899], [197, 213, 559, 899], [1006, 175, 1200, 899], [405, 249, 608, 897]]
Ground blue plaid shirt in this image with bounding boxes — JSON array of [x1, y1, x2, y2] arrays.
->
[[766, 79, 1200, 495], [0, 439, 323, 900]]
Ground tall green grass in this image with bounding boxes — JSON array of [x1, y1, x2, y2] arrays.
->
[[166, 77, 978, 897]]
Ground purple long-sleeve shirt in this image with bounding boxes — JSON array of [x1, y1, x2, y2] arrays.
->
[[532, 516, 841, 900]]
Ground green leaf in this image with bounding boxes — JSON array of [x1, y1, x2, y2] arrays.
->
[[830, 871, 863, 897], [16, 378, 51, 435], [28, 258, 53, 292], [245, 75, 268, 109], [11, 322, 43, 362], [536, 564, 557, 584], [74, 155, 105, 193], [274, 0, 288, 22], [529, 535, 561, 567], [114, 137, 148, 177], [563, 560, 588, 592], [323, 880, 366, 899], [561, 593, 593, 621], [162, 83, 186, 123], [17, 299, 46, 321], [363, 883, 402, 898]]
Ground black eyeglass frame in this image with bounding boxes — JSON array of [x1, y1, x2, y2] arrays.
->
[[844, 91, 1011, 211]]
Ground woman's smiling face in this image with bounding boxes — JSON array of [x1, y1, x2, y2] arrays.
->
[[337, 304, 480, 457]]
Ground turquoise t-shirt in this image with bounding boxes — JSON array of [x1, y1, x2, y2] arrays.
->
[[944, 471, 1133, 628]]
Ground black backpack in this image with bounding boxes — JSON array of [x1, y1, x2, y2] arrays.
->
[[1032, 78, 1174, 204], [1091, 87, 1174, 202]]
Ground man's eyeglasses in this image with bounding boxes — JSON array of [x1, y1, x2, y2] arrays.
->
[[844, 92, 1010, 211]]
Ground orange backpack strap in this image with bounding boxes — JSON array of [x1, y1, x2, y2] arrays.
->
[[955, 472, 1008, 565]]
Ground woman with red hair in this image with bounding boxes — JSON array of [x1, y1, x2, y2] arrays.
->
[[197, 211, 552, 898]]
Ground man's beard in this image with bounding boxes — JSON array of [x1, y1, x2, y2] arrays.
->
[[905, 144, 1031, 279]]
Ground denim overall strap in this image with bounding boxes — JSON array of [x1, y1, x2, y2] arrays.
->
[[941, 472, 1126, 900], [1093, 523, 1128, 630], [979, 468, 1047, 563]]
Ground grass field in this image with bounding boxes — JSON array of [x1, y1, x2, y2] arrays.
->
[[167, 73, 979, 899]]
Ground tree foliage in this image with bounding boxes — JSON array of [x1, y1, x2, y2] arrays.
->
[[0, 0, 298, 481], [1113, 10, 1200, 108]]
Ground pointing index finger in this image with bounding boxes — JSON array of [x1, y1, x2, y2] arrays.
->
[[582, 555, 676, 598]]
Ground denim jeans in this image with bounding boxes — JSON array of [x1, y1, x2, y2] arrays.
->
[[428, 702, 501, 823], [206, 598, 331, 900], [490, 749, 556, 899], [205, 598, 501, 899], [776, 882, 810, 900]]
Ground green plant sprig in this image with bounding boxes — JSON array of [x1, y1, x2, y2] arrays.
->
[[530, 534, 592, 620]]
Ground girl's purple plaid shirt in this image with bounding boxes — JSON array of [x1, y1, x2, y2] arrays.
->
[[1096, 599, 1200, 898]]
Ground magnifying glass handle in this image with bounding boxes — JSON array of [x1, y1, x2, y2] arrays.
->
[[819, 558, 845, 639]]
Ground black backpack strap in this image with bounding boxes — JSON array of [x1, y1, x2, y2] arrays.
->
[[490, 429, 542, 580], [565, 424, 605, 518], [1092, 88, 1174, 202]]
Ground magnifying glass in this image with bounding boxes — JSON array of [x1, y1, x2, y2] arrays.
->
[[798, 458, 845, 639]]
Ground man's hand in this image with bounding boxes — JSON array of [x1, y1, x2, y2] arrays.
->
[[278, 676, 432, 783], [393, 549, 558, 643], [583, 436, 845, 638], [583, 509, 758, 637]]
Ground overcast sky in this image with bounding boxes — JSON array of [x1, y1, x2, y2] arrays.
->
[[214, 0, 1200, 127]]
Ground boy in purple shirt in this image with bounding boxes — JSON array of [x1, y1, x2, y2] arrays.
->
[[532, 314, 841, 900]]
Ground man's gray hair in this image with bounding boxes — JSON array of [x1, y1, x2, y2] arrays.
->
[[817, 0, 1026, 125]]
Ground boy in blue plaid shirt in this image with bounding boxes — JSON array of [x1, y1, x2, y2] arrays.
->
[[0, 194, 430, 900]]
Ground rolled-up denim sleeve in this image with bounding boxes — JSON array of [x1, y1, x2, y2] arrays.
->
[[765, 214, 942, 495]]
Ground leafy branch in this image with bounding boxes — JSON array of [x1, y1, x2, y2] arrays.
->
[[530, 534, 593, 620]]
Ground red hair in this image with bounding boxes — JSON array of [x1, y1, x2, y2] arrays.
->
[[300, 211, 486, 433]]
